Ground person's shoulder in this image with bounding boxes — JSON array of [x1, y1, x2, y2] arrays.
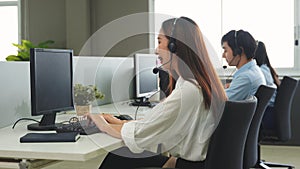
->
[[234, 72, 252, 82], [182, 78, 200, 89], [179, 79, 202, 96], [234, 67, 261, 83], [260, 64, 268, 68]]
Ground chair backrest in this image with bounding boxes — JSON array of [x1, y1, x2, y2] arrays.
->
[[205, 96, 257, 169], [243, 85, 276, 169], [273, 76, 298, 141]]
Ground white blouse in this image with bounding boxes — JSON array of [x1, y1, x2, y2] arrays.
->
[[121, 77, 218, 161]]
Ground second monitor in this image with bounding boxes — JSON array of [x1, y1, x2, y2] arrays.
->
[[132, 53, 159, 107]]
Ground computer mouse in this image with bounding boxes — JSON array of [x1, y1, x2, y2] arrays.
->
[[114, 114, 133, 120]]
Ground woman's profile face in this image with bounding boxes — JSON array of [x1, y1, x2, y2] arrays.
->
[[155, 29, 172, 71]]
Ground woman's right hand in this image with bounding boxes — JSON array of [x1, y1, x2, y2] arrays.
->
[[224, 83, 231, 89], [102, 114, 126, 124]]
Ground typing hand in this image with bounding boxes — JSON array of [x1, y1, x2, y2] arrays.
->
[[224, 83, 231, 89], [86, 114, 109, 132], [102, 114, 125, 124], [86, 113, 123, 139]]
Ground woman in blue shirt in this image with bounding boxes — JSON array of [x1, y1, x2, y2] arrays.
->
[[254, 41, 280, 130], [254, 41, 280, 106]]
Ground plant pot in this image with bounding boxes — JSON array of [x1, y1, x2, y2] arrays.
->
[[75, 104, 92, 116]]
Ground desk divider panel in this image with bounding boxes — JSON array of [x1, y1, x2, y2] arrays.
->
[[0, 56, 135, 128]]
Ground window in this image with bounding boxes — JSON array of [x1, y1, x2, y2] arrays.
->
[[152, 0, 297, 75], [0, 0, 19, 61]]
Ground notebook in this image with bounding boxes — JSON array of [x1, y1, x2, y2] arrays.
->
[[20, 132, 80, 143]]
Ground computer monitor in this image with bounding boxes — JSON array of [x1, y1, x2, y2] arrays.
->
[[132, 53, 159, 107], [28, 48, 74, 131]]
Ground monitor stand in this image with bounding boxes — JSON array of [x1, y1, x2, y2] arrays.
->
[[27, 113, 61, 131], [131, 97, 157, 108]]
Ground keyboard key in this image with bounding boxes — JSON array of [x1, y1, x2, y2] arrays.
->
[[56, 120, 101, 135]]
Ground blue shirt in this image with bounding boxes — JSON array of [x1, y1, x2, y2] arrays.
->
[[226, 60, 266, 101], [260, 64, 277, 106]]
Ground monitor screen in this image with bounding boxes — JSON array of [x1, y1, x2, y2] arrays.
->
[[29, 48, 74, 130], [134, 53, 158, 99]]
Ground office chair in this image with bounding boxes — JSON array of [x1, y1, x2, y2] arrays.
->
[[135, 97, 257, 169], [204, 96, 257, 169], [243, 85, 276, 169], [256, 76, 298, 169]]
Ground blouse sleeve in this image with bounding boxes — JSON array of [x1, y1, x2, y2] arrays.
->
[[121, 82, 204, 153]]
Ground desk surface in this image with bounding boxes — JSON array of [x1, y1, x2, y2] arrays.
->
[[0, 102, 149, 162]]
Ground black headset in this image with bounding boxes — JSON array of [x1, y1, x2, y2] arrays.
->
[[168, 18, 179, 53], [233, 30, 242, 56]]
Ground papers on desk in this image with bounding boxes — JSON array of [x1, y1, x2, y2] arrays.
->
[[20, 132, 80, 143]]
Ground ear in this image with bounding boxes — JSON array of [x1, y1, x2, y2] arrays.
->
[[239, 47, 244, 56]]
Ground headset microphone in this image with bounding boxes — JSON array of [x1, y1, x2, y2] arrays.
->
[[152, 67, 160, 74], [153, 59, 172, 74], [152, 61, 169, 74], [223, 57, 238, 88]]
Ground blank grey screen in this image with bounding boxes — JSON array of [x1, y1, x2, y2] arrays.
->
[[34, 51, 73, 114], [138, 56, 158, 94]]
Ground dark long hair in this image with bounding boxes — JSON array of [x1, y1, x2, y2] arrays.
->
[[254, 41, 280, 87], [161, 17, 227, 110]]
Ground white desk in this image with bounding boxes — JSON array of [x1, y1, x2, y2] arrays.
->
[[0, 102, 149, 169]]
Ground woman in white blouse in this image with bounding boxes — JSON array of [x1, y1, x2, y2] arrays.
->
[[87, 16, 227, 169]]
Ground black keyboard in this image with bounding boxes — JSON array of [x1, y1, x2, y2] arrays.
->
[[56, 120, 101, 135], [130, 101, 158, 108]]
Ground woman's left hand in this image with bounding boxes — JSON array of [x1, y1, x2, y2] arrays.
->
[[86, 113, 123, 139], [86, 113, 109, 133]]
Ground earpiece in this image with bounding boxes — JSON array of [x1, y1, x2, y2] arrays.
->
[[168, 18, 178, 53], [253, 40, 259, 57], [233, 30, 242, 56]]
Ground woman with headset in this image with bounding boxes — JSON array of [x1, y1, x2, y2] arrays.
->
[[254, 41, 280, 106], [254, 41, 280, 131], [87, 17, 227, 169]]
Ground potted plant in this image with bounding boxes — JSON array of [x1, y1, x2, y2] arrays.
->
[[74, 83, 105, 116], [6, 39, 54, 61]]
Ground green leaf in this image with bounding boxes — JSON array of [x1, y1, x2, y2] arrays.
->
[[7, 39, 55, 61], [73, 84, 105, 105], [22, 40, 34, 49], [18, 52, 30, 61], [6, 55, 23, 61], [12, 43, 25, 50]]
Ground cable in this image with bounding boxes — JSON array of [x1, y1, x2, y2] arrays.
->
[[133, 89, 161, 120], [224, 67, 237, 87], [134, 106, 140, 120], [12, 118, 40, 129]]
